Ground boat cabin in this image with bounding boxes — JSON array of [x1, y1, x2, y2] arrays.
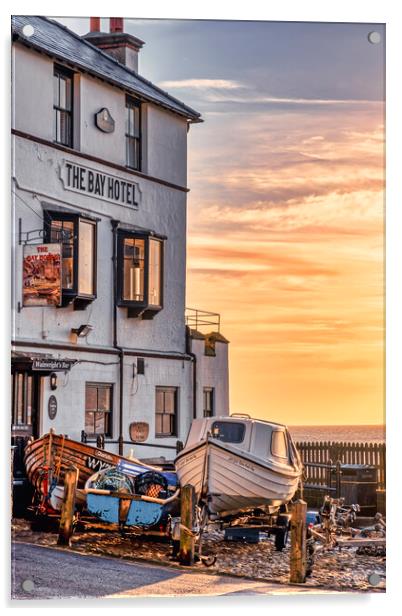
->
[[184, 414, 300, 467]]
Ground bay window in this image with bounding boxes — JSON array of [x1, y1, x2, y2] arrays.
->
[[117, 229, 164, 318], [44, 211, 97, 308]]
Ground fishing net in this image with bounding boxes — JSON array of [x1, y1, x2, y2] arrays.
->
[[93, 468, 135, 494]]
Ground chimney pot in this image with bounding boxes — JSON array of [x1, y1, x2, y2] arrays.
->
[[90, 17, 101, 32], [110, 17, 124, 33]]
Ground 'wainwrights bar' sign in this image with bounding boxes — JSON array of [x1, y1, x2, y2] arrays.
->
[[59, 160, 140, 208], [32, 359, 76, 371]]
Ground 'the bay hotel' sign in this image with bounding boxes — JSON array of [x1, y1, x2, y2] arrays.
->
[[60, 160, 140, 208]]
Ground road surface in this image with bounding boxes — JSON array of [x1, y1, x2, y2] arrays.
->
[[11, 542, 339, 599]]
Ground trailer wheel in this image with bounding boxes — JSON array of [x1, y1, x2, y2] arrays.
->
[[201, 555, 217, 567]]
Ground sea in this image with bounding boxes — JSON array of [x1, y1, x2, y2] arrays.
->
[[288, 425, 385, 444]]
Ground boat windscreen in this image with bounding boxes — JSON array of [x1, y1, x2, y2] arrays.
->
[[210, 421, 245, 443]]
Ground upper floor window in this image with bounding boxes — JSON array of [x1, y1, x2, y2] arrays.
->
[[54, 65, 73, 147], [203, 387, 214, 417], [117, 229, 163, 318], [44, 210, 97, 308], [126, 97, 141, 170]]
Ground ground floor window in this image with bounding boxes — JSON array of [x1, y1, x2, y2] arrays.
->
[[12, 372, 33, 429], [155, 386, 178, 437], [85, 382, 113, 437], [203, 387, 214, 417]]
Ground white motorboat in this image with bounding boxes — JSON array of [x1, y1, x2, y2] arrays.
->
[[175, 414, 303, 516]]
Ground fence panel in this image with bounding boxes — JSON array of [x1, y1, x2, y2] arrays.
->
[[296, 440, 386, 489]]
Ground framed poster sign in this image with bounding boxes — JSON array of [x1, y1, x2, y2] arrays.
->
[[22, 244, 61, 307]]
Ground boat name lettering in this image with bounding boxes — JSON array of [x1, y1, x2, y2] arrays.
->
[[86, 456, 113, 472], [176, 453, 198, 467], [94, 450, 114, 462], [227, 456, 255, 472]]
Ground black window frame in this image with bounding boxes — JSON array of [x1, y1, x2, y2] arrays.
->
[[210, 421, 245, 444], [203, 387, 214, 418], [116, 229, 164, 319], [44, 210, 97, 309], [155, 386, 178, 438], [125, 96, 142, 171], [85, 382, 113, 438], [53, 64, 74, 148]]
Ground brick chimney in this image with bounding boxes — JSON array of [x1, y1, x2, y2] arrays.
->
[[83, 17, 144, 73]]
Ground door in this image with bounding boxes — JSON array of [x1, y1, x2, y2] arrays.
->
[[11, 371, 41, 483]]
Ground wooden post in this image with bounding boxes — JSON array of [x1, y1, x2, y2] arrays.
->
[[179, 484, 195, 566], [57, 466, 79, 547], [290, 499, 307, 584], [335, 460, 342, 498]]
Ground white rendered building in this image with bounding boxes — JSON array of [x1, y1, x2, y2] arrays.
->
[[11, 16, 229, 472]]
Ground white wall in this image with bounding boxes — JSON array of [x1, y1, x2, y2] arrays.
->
[[12, 39, 229, 462], [191, 337, 230, 418], [12, 136, 187, 353], [39, 350, 193, 461], [146, 106, 188, 186], [12, 45, 53, 141], [12, 43, 189, 189]]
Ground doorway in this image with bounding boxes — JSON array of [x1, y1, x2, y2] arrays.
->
[[11, 370, 42, 510]]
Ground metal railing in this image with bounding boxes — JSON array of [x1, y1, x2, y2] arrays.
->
[[185, 307, 220, 333]]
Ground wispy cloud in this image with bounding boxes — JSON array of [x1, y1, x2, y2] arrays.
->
[[159, 78, 246, 89], [204, 93, 383, 106], [160, 77, 383, 107]]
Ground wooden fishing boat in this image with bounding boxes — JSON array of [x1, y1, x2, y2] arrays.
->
[[85, 463, 179, 529], [24, 431, 161, 511], [175, 415, 303, 517]]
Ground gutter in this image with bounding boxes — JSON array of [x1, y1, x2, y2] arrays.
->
[[111, 219, 124, 455], [186, 327, 197, 420]]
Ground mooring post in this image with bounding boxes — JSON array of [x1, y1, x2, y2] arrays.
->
[[335, 460, 342, 498], [179, 484, 195, 566], [57, 465, 79, 547], [290, 499, 307, 583]]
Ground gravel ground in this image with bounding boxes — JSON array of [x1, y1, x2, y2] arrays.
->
[[11, 517, 385, 593]]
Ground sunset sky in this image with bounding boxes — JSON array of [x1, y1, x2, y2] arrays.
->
[[56, 17, 385, 426]]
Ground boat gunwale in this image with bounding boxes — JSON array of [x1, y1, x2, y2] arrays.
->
[[175, 437, 302, 480]]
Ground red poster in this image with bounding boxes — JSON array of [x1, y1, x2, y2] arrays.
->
[[22, 244, 61, 306]]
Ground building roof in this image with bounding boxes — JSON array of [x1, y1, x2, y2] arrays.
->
[[11, 15, 202, 123]]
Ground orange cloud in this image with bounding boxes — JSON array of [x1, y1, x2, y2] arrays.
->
[[186, 103, 384, 425]]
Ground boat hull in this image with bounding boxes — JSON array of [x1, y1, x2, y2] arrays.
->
[[86, 493, 167, 527], [49, 485, 86, 511], [23, 432, 159, 504], [175, 439, 301, 515]]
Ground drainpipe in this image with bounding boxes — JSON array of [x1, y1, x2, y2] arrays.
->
[[111, 220, 124, 455], [186, 327, 197, 420]]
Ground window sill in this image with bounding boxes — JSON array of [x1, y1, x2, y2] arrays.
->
[[57, 292, 96, 310], [119, 303, 162, 319]]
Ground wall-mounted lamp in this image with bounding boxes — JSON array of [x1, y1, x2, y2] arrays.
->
[[71, 324, 93, 337], [50, 372, 58, 390]]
